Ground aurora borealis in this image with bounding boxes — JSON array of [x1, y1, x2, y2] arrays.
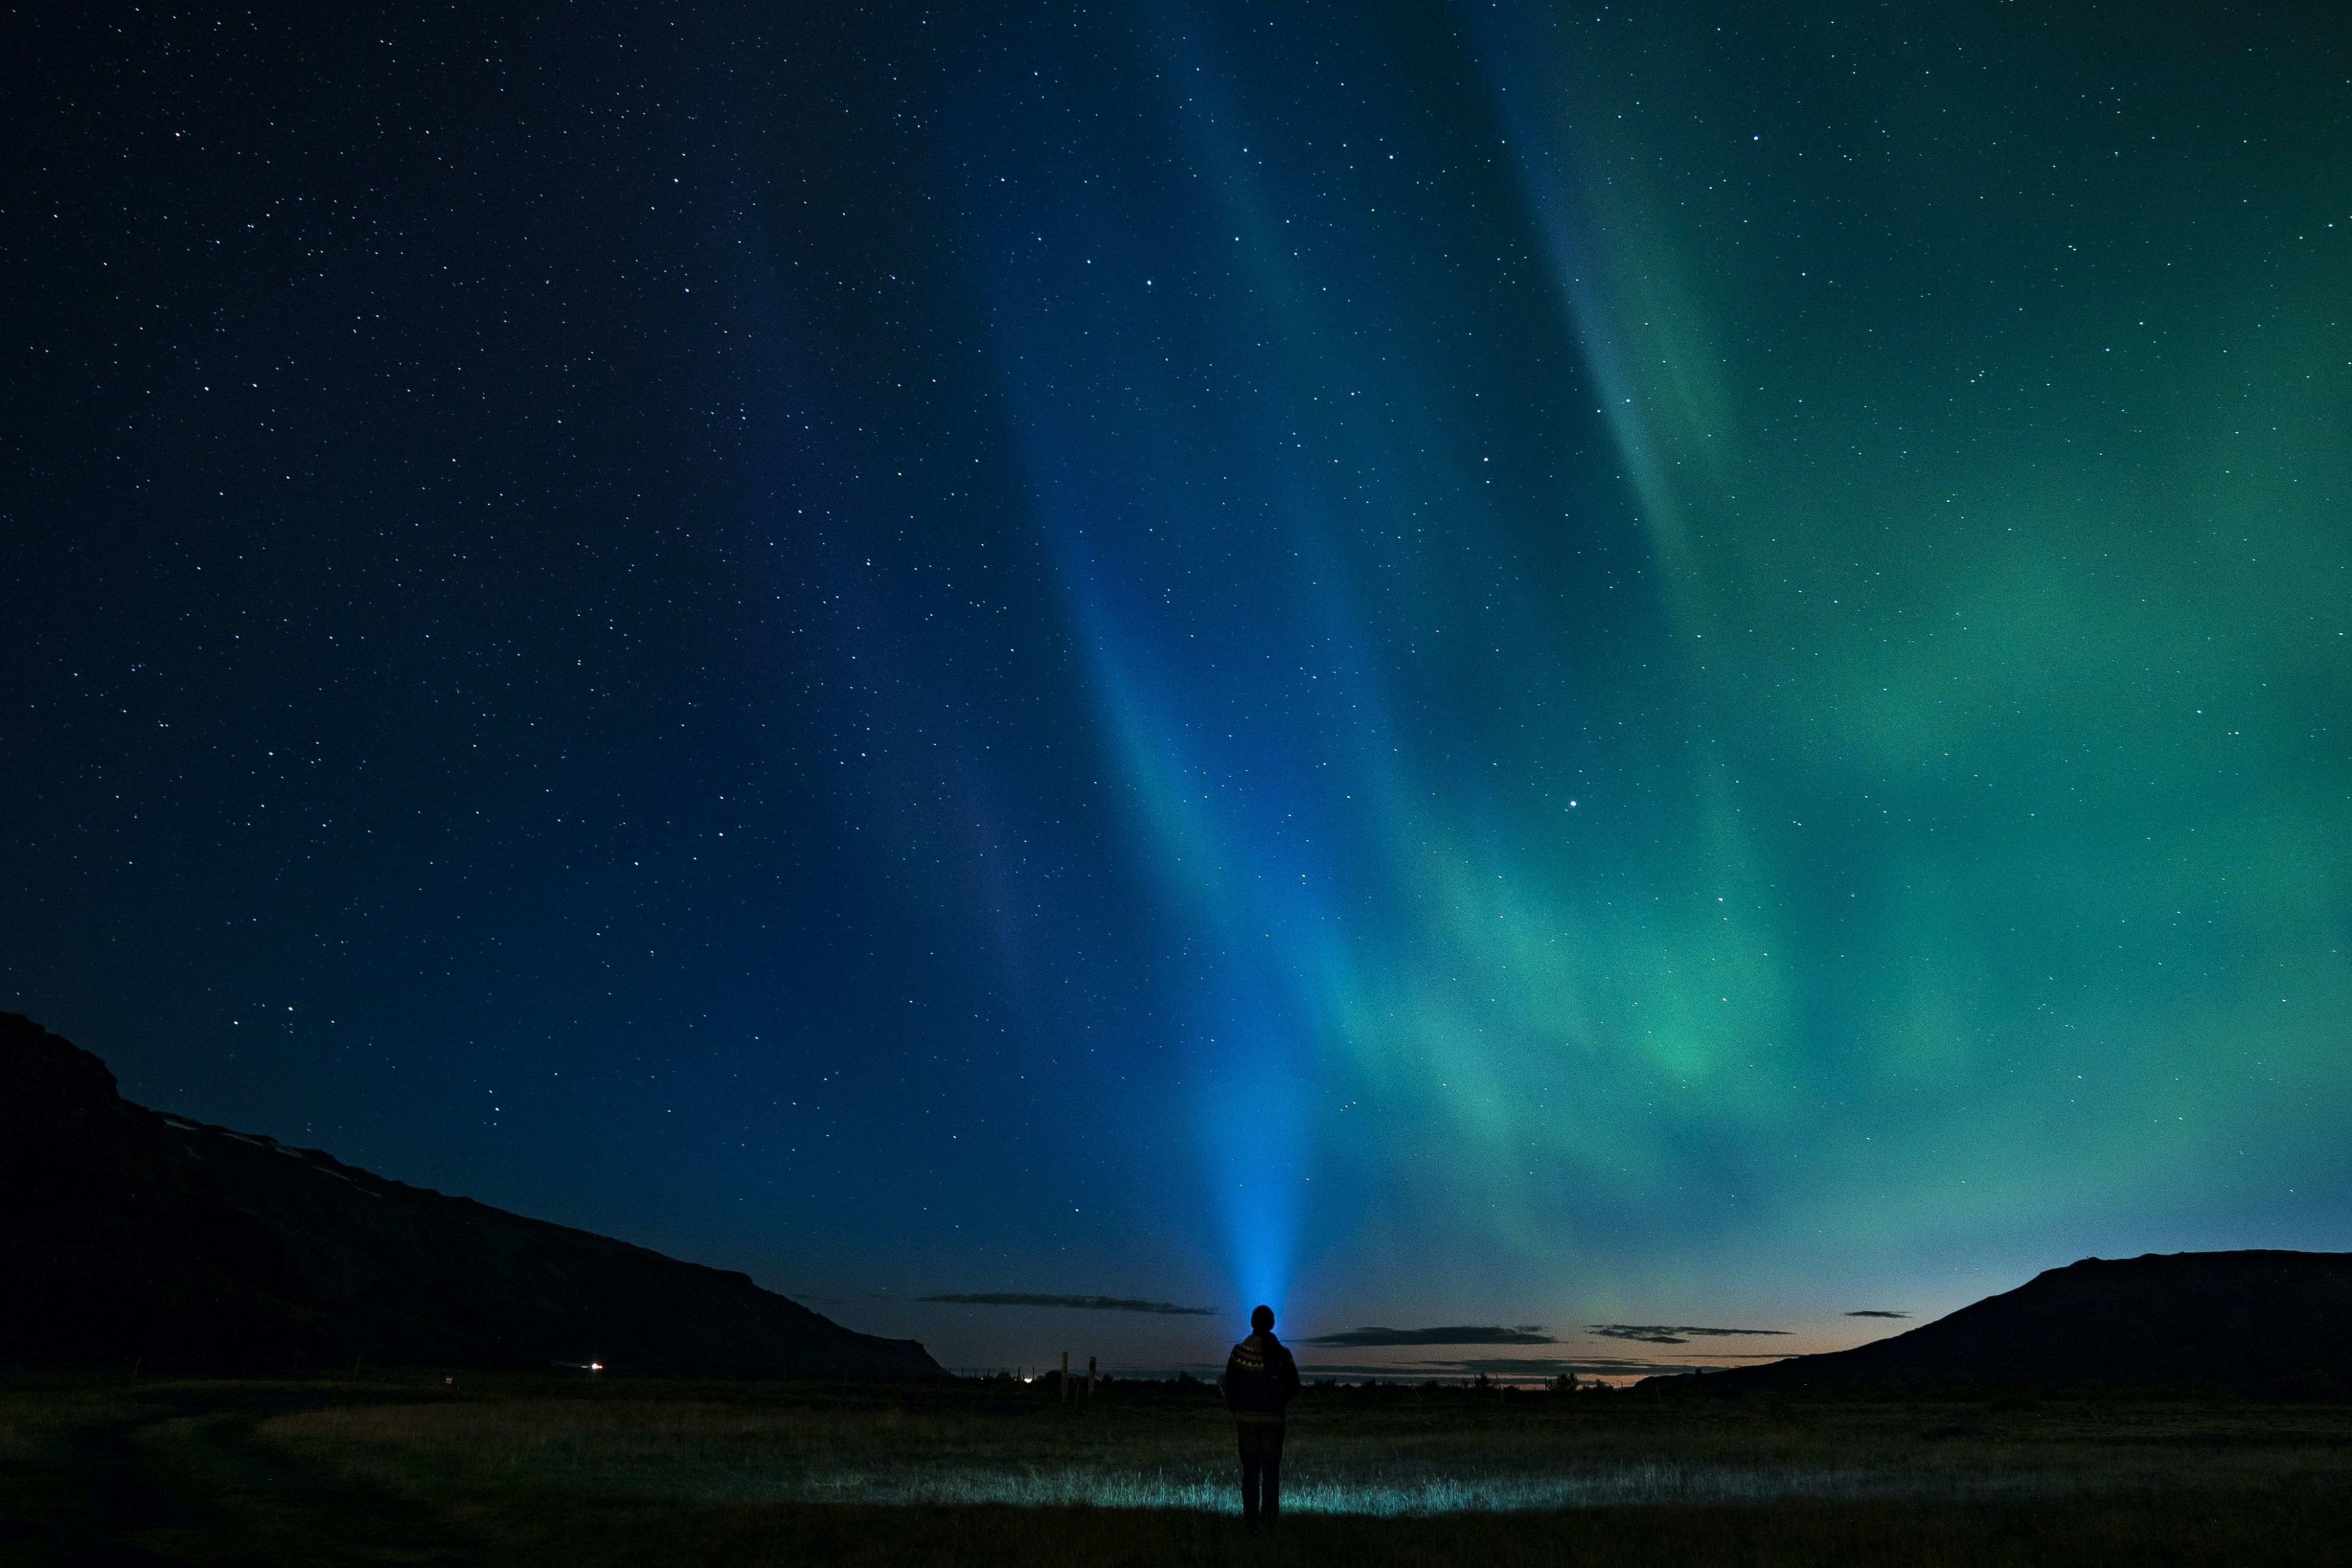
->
[[7, 2, 2350, 1373]]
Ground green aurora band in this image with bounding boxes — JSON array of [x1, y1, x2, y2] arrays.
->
[[970, 2, 2351, 1333]]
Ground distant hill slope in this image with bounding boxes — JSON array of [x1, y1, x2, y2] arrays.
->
[[0, 1014, 940, 1378], [1691, 1251, 2352, 1398]]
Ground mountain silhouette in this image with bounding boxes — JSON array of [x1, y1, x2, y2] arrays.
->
[[1687, 1251, 2352, 1397], [0, 1014, 939, 1378]]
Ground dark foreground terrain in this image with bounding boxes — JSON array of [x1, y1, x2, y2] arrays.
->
[[6, 1373, 2350, 1566]]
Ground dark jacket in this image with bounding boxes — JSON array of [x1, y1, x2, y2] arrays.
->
[[1222, 1332, 1302, 1423]]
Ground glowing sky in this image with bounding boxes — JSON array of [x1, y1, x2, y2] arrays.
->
[[7, 2, 2349, 1373]]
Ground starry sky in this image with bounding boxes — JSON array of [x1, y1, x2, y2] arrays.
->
[[7, 2, 2350, 1377]]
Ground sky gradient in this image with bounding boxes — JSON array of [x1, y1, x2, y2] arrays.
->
[[6, 1, 2350, 1376]]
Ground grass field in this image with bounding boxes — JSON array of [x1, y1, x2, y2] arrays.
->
[[5, 1372, 2351, 1564]]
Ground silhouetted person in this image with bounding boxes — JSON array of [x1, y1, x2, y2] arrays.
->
[[1222, 1303, 1302, 1526]]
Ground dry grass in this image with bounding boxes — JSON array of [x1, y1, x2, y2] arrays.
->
[[7, 1376, 2352, 1564], [255, 1383, 2352, 1517]]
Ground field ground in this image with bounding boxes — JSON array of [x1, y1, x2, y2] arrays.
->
[[4, 1373, 2351, 1564]]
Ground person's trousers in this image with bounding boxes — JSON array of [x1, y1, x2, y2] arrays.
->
[[1237, 1421, 1286, 1523]]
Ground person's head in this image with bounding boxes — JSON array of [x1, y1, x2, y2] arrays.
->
[[1250, 1304, 1275, 1335]]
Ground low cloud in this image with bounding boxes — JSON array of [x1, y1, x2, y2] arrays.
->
[[1587, 1324, 1794, 1345], [1300, 1355, 1698, 1380], [1303, 1325, 1559, 1348], [1846, 1310, 1911, 1319], [918, 1293, 1215, 1316]]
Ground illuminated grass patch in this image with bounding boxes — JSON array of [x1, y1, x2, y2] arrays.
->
[[263, 1399, 2085, 1516], [759, 1462, 2056, 1515]]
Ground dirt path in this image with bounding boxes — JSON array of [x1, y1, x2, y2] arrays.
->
[[7, 1386, 473, 1566]]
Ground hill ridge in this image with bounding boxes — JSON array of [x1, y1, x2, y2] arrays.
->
[[1679, 1248, 2352, 1398], [0, 1012, 940, 1379]]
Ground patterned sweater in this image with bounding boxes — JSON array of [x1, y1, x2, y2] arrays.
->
[[1222, 1332, 1302, 1423]]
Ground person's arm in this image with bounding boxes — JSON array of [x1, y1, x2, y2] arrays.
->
[[1221, 1349, 1242, 1411], [1279, 1346, 1303, 1403]]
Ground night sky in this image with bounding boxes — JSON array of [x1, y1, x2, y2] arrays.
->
[[7, 2, 2350, 1377]]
